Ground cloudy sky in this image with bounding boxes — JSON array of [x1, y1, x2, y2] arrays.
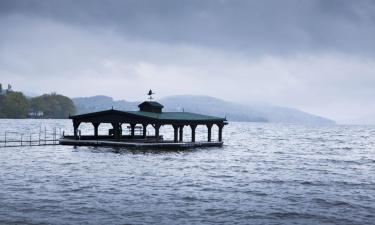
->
[[0, 0, 375, 124]]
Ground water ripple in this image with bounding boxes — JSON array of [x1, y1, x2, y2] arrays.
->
[[0, 120, 375, 224]]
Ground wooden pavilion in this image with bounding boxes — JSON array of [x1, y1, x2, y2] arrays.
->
[[60, 96, 228, 149]]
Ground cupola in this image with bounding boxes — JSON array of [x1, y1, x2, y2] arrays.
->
[[138, 101, 164, 113]]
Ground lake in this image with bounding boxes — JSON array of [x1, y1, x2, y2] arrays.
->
[[0, 119, 375, 225]]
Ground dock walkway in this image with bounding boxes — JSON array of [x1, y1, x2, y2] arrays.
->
[[59, 138, 223, 149], [0, 128, 60, 148]]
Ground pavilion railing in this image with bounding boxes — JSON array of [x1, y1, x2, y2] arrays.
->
[[0, 127, 61, 148]]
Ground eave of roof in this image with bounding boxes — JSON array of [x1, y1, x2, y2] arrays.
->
[[69, 109, 226, 122]]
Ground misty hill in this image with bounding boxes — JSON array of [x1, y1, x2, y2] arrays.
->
[[73, 95, 139, 113], [73, 95, 335, 125], [160, 95, 334, 125]]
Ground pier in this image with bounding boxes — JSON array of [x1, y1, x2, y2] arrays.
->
[[60, 91, 228, 149], [0, 128, 60, 148]]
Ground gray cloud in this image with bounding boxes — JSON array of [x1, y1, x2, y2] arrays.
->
[[1, 0, 375, 56]]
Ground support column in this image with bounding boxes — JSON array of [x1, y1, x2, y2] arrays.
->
[[130, 123, 136, 138], [92, 122, 99, 138], [111, 122, 121, 141], [179, 125, 184, 142], [218, 124, 224, 142], [155, 124, 161, 142], [207, 124, 213, 142], [173, 125, 178, 143], [142, 124, 147, 139], [191, 125, 197, 142], [73, 120, 80, 140]]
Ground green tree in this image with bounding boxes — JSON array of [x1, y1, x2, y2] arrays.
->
[[0, 92, 29, 118], [30, 93, 76, 118], [0, 94, 4, 118]]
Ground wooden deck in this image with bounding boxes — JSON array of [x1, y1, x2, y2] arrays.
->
[[59, 138, 223, 149]]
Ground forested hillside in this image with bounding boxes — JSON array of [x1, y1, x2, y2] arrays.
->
[[0, 85, 75, 119]]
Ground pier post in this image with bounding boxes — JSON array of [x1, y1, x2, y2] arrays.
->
[[73, 121, 80, 140], [130, 123, 136, 138], [92, 122, 99, 138], [111, 123, 121, 141], [190, 125, 197, 142], [218, 124, 224, 142], [207, 124, 213, 142], [173, 125, 178, 143], [155, 124, 161, 141], [179, 125, 184, 142], [142, 124, 147, 139]]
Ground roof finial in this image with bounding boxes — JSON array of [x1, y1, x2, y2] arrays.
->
[[148, 89, 155, 100]]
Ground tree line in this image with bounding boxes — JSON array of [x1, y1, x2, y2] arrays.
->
[[0, 84, 76, 119]]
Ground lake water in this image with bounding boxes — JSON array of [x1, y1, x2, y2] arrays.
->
[[0, 119, 375, 225]]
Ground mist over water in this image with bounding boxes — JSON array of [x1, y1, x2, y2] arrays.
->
[[0, 120, 375, 224]]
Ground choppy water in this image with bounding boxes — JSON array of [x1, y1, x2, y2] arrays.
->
[[0, 119, 375, 225]]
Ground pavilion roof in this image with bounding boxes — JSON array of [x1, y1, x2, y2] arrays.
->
[[69, 109, 226, 124]]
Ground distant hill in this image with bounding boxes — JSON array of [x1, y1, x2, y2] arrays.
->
[[159, 95, 267, 122], [160, 95, 335, 125], [72, 95, 335, 125], [73, 95, 138, 113]]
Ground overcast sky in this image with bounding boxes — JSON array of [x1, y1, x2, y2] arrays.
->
[[0, 0, 375, 124]]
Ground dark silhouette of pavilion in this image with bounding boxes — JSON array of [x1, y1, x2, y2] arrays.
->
[[62, 90, 227, 148]]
